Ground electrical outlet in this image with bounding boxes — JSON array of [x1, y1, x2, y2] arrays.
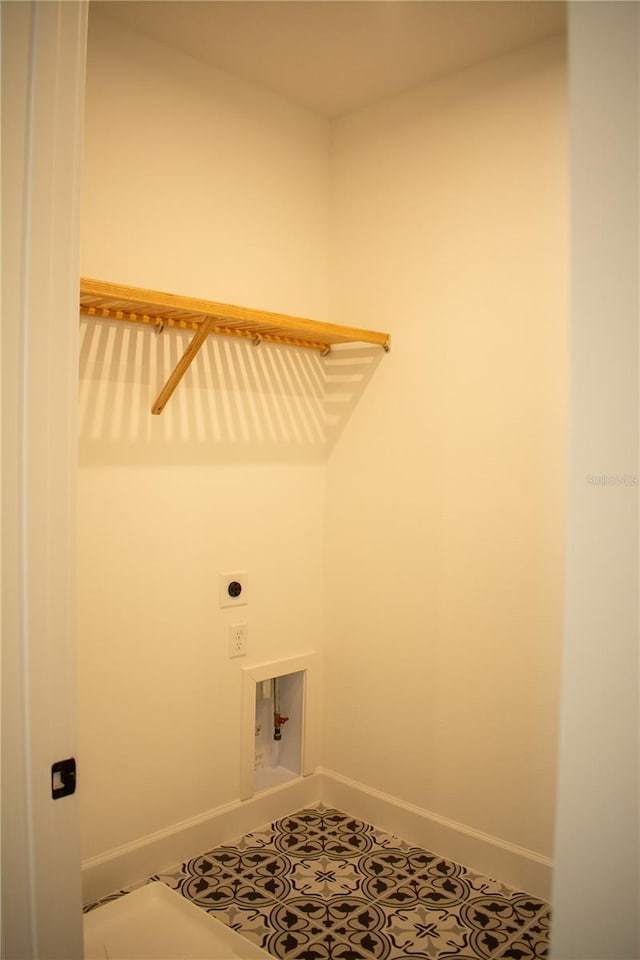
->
[[229, 622, 247, 658], [220, 572, 248, 608]]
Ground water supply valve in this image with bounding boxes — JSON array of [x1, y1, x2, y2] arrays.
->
[[273, 714, 289, 740]]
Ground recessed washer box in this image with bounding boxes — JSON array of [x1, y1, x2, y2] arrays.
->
[[240, 653, 318, 801], [220, 572, 248, 607]]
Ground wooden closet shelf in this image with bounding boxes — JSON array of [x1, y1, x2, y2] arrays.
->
[[79, 278, 390, 414], [79, 279, 390, 353]]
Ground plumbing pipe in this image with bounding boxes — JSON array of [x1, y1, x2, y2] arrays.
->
[[272, 677, 289, 741]]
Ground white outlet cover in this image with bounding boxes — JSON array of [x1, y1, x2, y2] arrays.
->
[[220, 572, 248, 608], [229, 623, 247, 658]]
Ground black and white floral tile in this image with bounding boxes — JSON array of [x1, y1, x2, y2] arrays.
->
[[84, 806, 550, 960]]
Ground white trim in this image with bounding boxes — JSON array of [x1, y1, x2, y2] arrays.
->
[[1, 2, 88, 957], [82, 768, 552, 906], [551, 4, 640, 956], [81, 773, 322, 904], [318, 769, 552, 900]]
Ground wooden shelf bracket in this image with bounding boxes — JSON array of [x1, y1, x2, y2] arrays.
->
[[151, 315, 215, 415]]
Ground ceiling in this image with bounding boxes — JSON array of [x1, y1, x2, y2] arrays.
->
[[91, 1, 566, 119]]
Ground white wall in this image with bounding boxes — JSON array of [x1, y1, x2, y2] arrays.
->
[[79, 13, 569, 884], [324, 36, 568, 861], [551, 4, 639, 957], [78, 14, 329, 860]]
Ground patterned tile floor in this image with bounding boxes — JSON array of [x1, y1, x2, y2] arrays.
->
[[84, 806, 550, 959]]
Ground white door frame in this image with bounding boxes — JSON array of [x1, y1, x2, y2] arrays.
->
[[1, 2, 88, 956]]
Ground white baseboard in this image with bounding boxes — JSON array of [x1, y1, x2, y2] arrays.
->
[[82, 768, 552, 905], [317, 768, 552, 901], [82, 774, 321, 904]]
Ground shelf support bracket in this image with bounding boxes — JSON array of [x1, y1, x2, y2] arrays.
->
[[151, 316, 215, 415]]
